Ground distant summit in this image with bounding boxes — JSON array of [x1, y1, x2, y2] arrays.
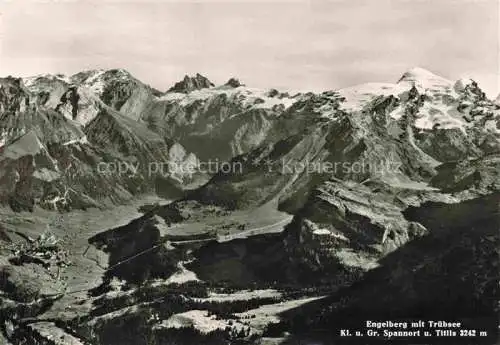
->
[[225, 77, 243, 88], [168, 73, 214, 93]]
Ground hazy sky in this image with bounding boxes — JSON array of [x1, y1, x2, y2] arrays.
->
[[0, 0, 498, 97]]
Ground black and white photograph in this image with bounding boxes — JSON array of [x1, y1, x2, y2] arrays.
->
[[0, 0, 498, 344]]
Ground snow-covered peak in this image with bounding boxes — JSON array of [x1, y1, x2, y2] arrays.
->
[[336, 82, 409, 111], [398, 67, 452, 90]]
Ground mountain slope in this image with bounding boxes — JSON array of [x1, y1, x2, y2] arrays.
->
[[0, 77, 86, 146], [85, 105, 201, 185], [189, 68, 499, 210], [141, 78, 299, 161]]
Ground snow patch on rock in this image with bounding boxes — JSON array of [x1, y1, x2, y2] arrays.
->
[[312, 228, 331, 236], [62, 135, 89, 146], [398, 67, 452, 91]]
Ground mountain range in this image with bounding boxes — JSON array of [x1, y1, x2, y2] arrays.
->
[[0, 67, 498, 345]]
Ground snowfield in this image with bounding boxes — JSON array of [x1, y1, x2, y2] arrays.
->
[[158, 86, 298, 112]]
